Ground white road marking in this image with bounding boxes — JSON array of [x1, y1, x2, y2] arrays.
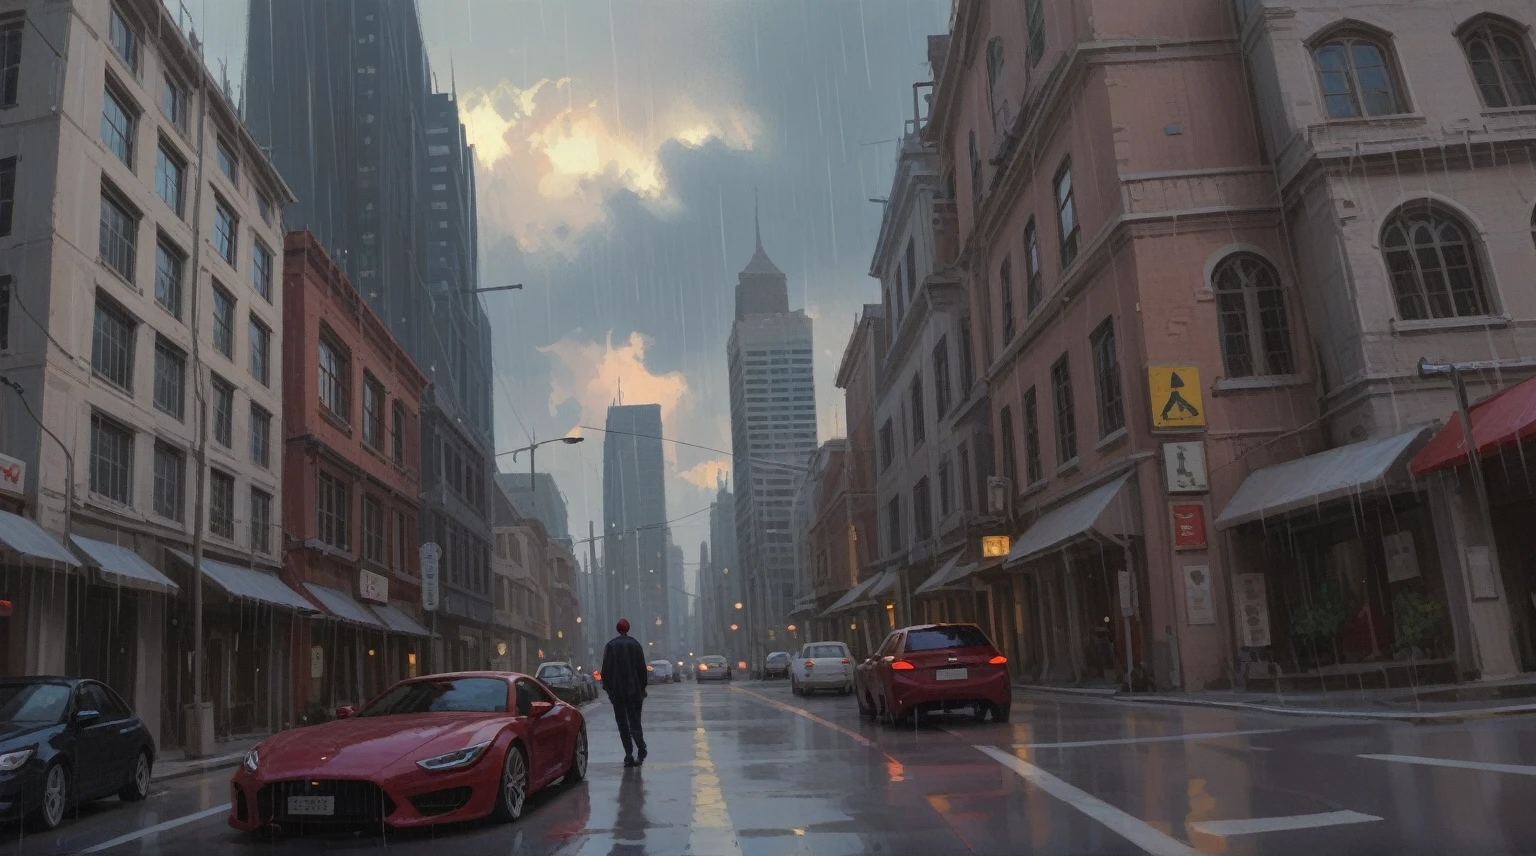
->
[[1017, 728, 1285, 750], [1190, 810, 1381, 836], [975, 744, 1202, 856], [80, 803, 231, 853], [729, 685, 875, 747], [1360, 753, 1536, 776]]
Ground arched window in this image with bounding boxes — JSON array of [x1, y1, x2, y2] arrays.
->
[[1461, 18, 1536, 108], [1213, 253, 1295, 378], [986, 37, 1009, 134], [1382, 204, 1492, 321], [1313, 32, 1404, 118]]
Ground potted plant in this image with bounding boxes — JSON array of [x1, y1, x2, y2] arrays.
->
[[1289, 593, 1349, 667], [1393, 589, 1446, 659]]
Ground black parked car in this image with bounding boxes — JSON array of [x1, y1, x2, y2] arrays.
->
[[535, 662, 584, 705], [0, 677, 155, 830]]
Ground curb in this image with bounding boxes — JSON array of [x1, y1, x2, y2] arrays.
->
[[1012, 684, 1536, 723], [150, 753, 245, 784]]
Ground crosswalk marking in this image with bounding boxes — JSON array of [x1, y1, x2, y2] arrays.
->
[[1360, 753, 1536, 776], [1016, 728, 1285, 750], [1190, 810, 1381, 836]]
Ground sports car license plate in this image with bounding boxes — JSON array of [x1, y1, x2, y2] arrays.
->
[[287, 796, 335, 816], [935, 668, 968, 681]]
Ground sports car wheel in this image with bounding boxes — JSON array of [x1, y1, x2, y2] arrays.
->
[[30, 762, 68, 831], [119, 750, 151, 801], [564, 727, 588, 784], [489, 745, 529, 823]]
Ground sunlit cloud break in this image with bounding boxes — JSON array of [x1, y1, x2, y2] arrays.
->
[[539, 330, 690, 463], [462, 78, 759, 255]]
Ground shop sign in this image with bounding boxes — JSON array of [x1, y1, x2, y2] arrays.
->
[[1171, 504, 1207, 549], [1118, 570, 1137, 617], [310, 646, 324, 679], [1162, 441, 1208, 494], [359, 569, 389, 603], [1147, 365, 1205, 430], [981, 535, 1011, 558], [1383, 531, 1420, 583], [0, 452, 24, 497], [1184, 565, 1215, 625], [420, 542, 441, 611], [1466, 546, 1499, 600], [1237, 574, 1270, 647]]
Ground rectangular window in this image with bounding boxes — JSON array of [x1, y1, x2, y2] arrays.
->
[[886, 496, 902, 554], [0, 21, 21, 107], [91, 296, 135, 389], [913, 477, 933, 540], [1024, 219, 1043, 315], [213, 200, 236, 265], [108, 5, 138, 72], [216, 138, 237, 185], [250, 488, 271, 553], [0, 156, 15, 236], [909, 374, 925, 447], [99, 190, 137, 283], [362, 374, 384, 448], [257, 193, 273, 226], [1091, 318, 1125, 437], [155, 144, 183, 215], [90, 412, 132, 504], [999, 256, 1015, 343], [0, 276, 10, 351], [101, 86, 135, 166], [932, 337, 951, 419], [152, 441, 183, 521], [1026, 0, 1045, 66], [938, 459, 953, 517], [999, 405, 1017, 489], [250, 240, 273, 300], [154, 238, 184, 319], [318, 335, 349, 420], [1051, 354, 1078, 464], [249, 405, 270, 467], [161, 76, 186, 131], [248, 317, 270, 385], [879, 419, 895, 472], [393, 510, 409, 572], [211, 284, 234, 357], [208, 469, 234, 539], [958, 442, 973, 512], [152, 336, 185, 419], [1024, 386, 1043, 485], [362, 494, 384, 564], [1055, 160, 1079, 267], [958, 319, 975, 394], [317, 471, 351, 550], [391, 402, 406, 465], [211, 374, 233, 447]]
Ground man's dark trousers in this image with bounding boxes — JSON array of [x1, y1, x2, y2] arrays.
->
[[613, 698, 646, 758]]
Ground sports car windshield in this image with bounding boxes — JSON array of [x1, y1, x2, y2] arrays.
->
[[536, 665, 567, 679], [0, 682, 70, 723], [357, 678, 508, 716]]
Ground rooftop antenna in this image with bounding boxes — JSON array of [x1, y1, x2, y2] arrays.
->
[[617, 377, 623, 407], [754, 187, 763, 253]]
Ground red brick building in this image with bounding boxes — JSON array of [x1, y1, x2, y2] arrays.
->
[[281, 232, 430, 717]]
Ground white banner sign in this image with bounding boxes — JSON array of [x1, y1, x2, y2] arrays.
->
[[1184, 565, 1215, 625], [1237, 573, 1271, 647], [310, 646, 324, 679], [1118, 570, 1137, 618], [1162, 441, 1208, 494], [359, 569, 389, 604], [0, 452, 24, 497], [1383, 531, 1420, 583], [420, 542, 441, 611]]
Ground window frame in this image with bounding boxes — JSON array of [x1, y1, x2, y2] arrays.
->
[[100, 82, 136, 167], [98, 186, 138, 284], [249, 404, 270, 467], [212, 198, 237, 266], [318, 331, 351, 421], [161, 75, 187, 132], [1023, 386, 1043, 485], [90, 411, 134, 505], [1050, 354, 1078, 465], [152, 335, 185, 420], [1460, 17, 1536, 109], [362, 493, 385, 565], [91, 293, 136, 391], [251, 239, 273, 301], [108, 5, 139, 73], [317, 470, 351, 551], [362, 373, 385, 448], [1213, 252, 1296, 377], [1090, 318, 1125, 438], [155, 141, 184, 216], [1381, 202, 1495, 322], [908, 373, 925, 448], [1026, 0, 1046, 67], [986, 36, 1008, 134], [1024, 218, 1043, 315], [154, 237, 184, 319], [998, 405, 1018, 489], [250, 488, 272, 553], [0, 155, 15, 236], [152, 440, 184, 522], [999, 255, 1016, 343], [932, 336, 951, 419], [210, 373, 234, 448], [0, 20, 21, 108], [913, 477, 933, 541], [1312, 30, 1406, 119], [215, 137, 238, 186], [391, 401, 407, 466], [248, 316, 270, 386], [1054, 159, 1079, 267], [210, 283, 234, 357], [208, 468, 234, 540], [0, 275, 10, 352]]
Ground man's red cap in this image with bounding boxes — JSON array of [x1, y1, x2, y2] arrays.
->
[[616, 618, 630, 634]]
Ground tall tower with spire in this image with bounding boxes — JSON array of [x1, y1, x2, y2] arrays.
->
[[725, 201, 817, 672]]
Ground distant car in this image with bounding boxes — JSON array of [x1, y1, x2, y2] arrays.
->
[[646, 660, 675, 684], [0, 677, 156, 831], [534, 662, 583, 705], [791, 642, 854, 696], [574, 669, 598, 702], [694, 655, 732, 682], [763, 651, 792, 679], [854, 624, 1010, 726]]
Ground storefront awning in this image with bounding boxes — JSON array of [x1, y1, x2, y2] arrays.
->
[[1006, 472, 1139, 567], [169, 549, 318, 613], [820, 569, 894, 616], [370, 602, 431, 636], [1215, 425, 1431, 530], [304, 583, 385, 628], [70, 536, 177, 594], [788, 593, 819, 617], [0, 511, 79, 568], [1410, 376, 1536, 476], [915, 554, 971, 596]]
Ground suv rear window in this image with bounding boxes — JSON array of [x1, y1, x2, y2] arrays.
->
[[806, 644, 847, 658], [904, 625, 992, 652]]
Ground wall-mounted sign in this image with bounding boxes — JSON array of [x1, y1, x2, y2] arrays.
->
[[981, 535, 1011, 558], [1467, 546, 1498, 600], [420, 542, 441, 611], [1237, 573, 1270, 647], [359, 569, 389, 604], [1171, 504, 1207, 549], [0, 452, 25, 497], [310, 645, 324, 679], [1117, 570, 1138, 618], [1184, 565, 1215, 625], [1148, 365, 1206, 430], [1383, 531, 1420, 583], [1163, 441, 1208, 494]]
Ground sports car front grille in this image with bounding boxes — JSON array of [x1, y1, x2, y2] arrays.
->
[[257, 779, 397, 823], [407, 786, 473, 816]]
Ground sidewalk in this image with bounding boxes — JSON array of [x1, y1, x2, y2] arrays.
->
[[1014, 674, 1536, 723], [151, 734, 265, 783]]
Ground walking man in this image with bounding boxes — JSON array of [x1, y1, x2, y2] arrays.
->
[[601, 618, 649, 767]]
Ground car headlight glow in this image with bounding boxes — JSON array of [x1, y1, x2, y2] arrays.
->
[[416, 741, 491, 772], [0, 749, 33, 771], [243, 748, 259, 773]]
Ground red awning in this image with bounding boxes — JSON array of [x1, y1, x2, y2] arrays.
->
[[1409, 375, 1536, 476]]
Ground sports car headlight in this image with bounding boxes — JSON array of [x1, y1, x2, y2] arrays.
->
[[243, 748, 259, 773], [0, 749, 33, 771], [416, 741, 491, 772]]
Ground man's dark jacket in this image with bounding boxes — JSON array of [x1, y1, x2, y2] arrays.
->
[[601, 634, 648, 701]]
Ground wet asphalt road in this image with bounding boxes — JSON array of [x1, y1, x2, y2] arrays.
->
[[5, 681, 1536, 854]]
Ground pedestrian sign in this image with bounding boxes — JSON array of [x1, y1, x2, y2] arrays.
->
[[1147, 365, 1205, 429]]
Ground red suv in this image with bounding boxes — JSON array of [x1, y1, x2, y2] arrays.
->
[[854, 623, 1010, 726]]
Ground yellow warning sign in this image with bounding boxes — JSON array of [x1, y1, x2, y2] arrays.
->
[[1148, 365, 1205, 430]]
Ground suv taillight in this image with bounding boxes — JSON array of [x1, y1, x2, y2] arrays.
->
[[989, 655, 1007, 665], [841, 658, 851, 664], [891, 660, 915, 670]]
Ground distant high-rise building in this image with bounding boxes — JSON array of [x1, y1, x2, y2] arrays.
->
[[495, 472, 572, 547], [726, 216, 816, 670], [668, 543, 687, 657], [602, 404, 669, 649], [706, 479, 742, 660]]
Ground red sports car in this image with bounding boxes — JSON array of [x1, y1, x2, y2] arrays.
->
[[854, 623, 1011, 726], [228, 672, 587, 831]]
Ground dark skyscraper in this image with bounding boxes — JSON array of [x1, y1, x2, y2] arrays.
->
[[602, 404, 670, 650]]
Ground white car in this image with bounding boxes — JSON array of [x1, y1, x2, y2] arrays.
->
[[647, 659, 677, 684], [790, 641, 854, 696]]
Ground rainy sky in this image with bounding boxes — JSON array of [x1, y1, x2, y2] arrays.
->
[[197, 0, 948, 573]]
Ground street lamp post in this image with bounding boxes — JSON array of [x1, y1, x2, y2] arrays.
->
[[497, 435, 586, 482]]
